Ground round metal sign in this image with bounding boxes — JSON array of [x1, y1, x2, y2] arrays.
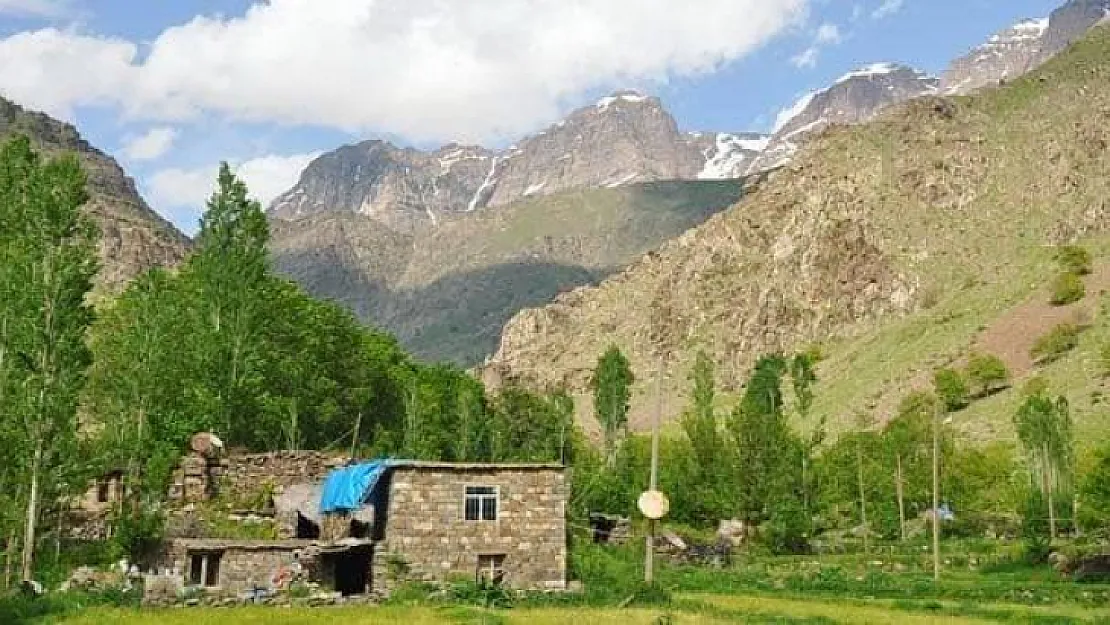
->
[[638, 490, 670, 520]]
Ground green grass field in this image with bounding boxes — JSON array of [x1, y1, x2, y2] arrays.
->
[[13, 545, 1110, 625]]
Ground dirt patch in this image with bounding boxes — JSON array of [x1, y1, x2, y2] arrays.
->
[[973, 263, 1110, 378]]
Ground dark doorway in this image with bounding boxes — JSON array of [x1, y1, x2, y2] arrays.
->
[[296, 512, 320, 539], [326, 546, 372, 596]]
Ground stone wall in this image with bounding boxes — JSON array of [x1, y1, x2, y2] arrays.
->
[[373, 466, 566, 591], [162, 539, 314, 595]]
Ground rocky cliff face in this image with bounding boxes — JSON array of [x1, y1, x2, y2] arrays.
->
[[0, 97, 190, 292], [748, 64, 937, 174], [940, 19, 1049, 95], [941, 0, 1110, 95], [269, 141, 495, 233], [480, 92, 707, 207]]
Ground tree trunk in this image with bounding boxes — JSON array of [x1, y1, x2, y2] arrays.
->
[[4, 528, 14, 588], [931, 407, 941, 582], [896, 453, 907, 542], [21, 443, 42, 582], [802, 456, 810, 535], [1043, 445, 1056, 542], [857, 443, 869, 554]]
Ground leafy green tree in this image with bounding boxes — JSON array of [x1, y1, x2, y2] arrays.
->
[[728, 355, 805, 532], [0, 136, 98, 580], [1079, 443, 1110, 535], [933, 368, 970, 412], [789, 351, 821, 533], [590, 345, 634, 466], [1013, 385, 1074, 541], [1050, 272, 1085, 306], [883, 393, 936, 541], [680, 351, 728, 523], [1031, 323, 1081, 364], [1055, 245, 1092, 275], [183, 163, 272, 445], [965, 353, 1009, 397]]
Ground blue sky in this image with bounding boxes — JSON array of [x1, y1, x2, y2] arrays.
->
[[0, 0, 1064, 235]]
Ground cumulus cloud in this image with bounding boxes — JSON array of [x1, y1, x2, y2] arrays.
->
[[146, 152, 321, 232], [0, 28, 138, 120], [121, 127, 179, 161], [872, 0, 904, 19], [0, 0, 808, 143]]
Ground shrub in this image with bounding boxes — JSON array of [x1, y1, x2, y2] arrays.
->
[[933, 368, 970, 411], [965, 353, 1010, 397], [1050, 272, 1086, 306], [1056, 245, 1092, 275], [1030, 324, 1081, 364]]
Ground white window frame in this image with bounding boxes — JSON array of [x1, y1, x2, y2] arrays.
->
[[476, 553, 506, 585], [188, 551, 223, 588], [463, 485, 499, 522]]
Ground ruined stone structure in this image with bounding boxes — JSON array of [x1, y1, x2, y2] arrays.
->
[[153, 445, 568, 600]]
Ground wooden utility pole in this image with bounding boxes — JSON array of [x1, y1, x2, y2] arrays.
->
[[645, 359, 663, 585], [856, 441, 869, 555], [931, 403, 942, 582], [350, 411, 362, 459], [896, 454, 907, 542]]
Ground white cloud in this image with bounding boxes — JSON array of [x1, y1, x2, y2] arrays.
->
[[0, 0, 67, 17], [121, 127, 179, 161], [872, 0, 904, 19], [0, 28, 138, 120], [791, 47, 820, 69], [815, 23, 843, 45], [146, 152, 321, 231], [790, 22, 843, 69], [0, 0, 809, 143]]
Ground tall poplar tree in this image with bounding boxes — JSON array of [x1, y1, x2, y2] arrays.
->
[[591, 345, 634, 466], [0, 136, 97, 580]]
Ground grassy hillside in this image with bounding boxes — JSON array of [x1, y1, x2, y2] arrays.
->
[[485, 25, 1110, 449], [270, 179, 747, 365]]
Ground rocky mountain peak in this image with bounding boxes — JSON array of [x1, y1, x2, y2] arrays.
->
[[268, 138, 495, 232], [941, 0, 1110, 95], [746, 63, 937, 174]]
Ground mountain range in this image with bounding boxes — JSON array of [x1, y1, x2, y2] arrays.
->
[[266, 0, 1110, 368]]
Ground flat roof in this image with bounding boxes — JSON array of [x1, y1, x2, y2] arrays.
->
[[171, 538, 373, 551], [389, 460, 565, 471]]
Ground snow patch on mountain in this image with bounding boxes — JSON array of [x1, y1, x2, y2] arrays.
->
[[698, 133, 771, 180], [596, 92, 650, 110]]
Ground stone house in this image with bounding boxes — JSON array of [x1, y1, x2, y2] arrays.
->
[[155, 446, 567, 597]]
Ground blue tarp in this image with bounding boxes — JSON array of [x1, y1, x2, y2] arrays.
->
[[319, 460, 393, 514]]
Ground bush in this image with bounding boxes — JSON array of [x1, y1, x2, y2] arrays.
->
[[933, 368, 970, 411], [965, 353, 1010, 397], [1050, 273, 1086, 306], [1030, 324, 1081, 364], [1056, 245, 1092, 275]]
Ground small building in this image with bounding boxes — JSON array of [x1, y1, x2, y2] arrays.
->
[[155, 446, 568, 597]]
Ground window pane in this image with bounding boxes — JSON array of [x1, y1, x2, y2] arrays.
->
[[481, 497, 497, 520], [465, 496, 480, 520]]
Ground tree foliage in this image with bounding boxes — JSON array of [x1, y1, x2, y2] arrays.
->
[[933, 368, 970, 412], [0, 136, 98, 579], [965, 353, 1009, 397], [590, 345, 634, 465]]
